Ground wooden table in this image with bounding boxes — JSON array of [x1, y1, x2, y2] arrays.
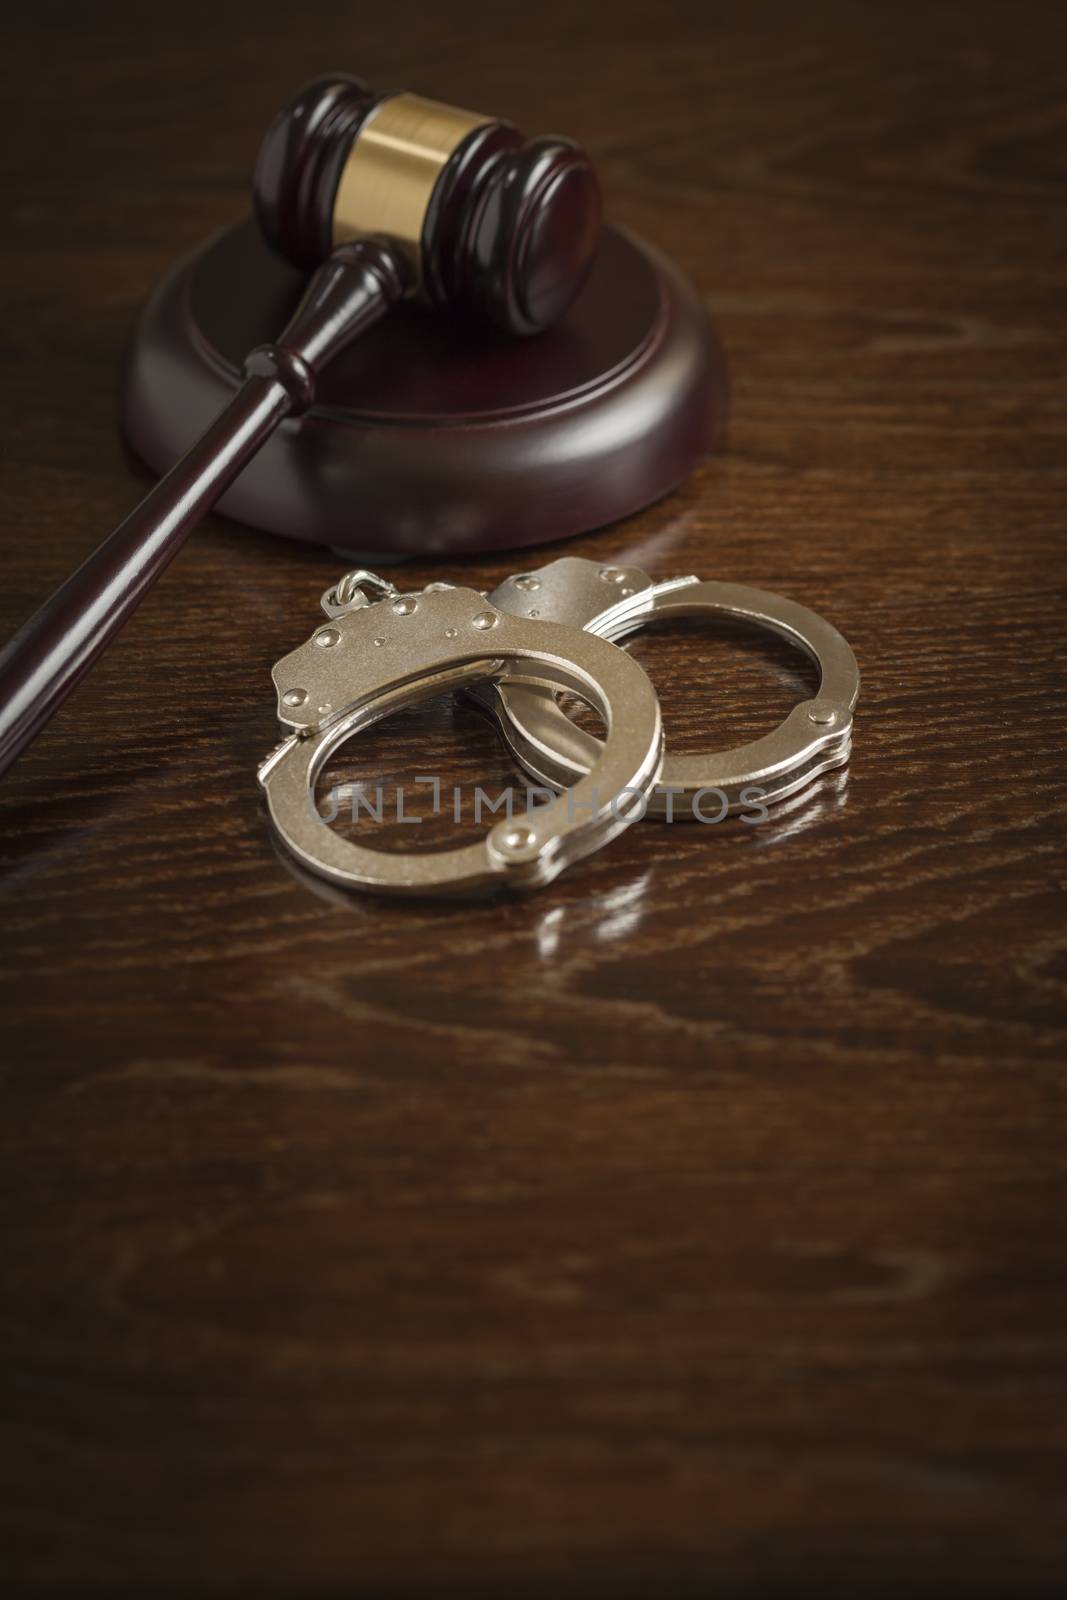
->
[[2, 3, 1065, 1592]]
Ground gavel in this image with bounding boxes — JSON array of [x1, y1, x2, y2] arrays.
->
[[0, 75, 601, 776]]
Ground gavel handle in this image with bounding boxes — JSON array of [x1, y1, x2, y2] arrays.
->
[[0, 377, 290, 777], [0, 240, 404, 779]]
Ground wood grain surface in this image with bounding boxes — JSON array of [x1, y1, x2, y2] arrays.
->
[[1, 2, 1066, 1594]]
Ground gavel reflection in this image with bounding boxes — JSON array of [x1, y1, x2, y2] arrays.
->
[[0, 75, 601, 776]]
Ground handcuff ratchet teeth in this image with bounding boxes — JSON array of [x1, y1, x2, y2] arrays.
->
[[258, 576, 664, 896], [478, 556, 860, 817]]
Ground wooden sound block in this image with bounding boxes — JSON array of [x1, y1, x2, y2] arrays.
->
[[122, 220, 727, 560]]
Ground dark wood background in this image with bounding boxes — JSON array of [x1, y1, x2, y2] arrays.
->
[[2, 1, 1065, 1593]]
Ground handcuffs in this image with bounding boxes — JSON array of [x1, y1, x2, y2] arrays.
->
[[257, 573, 663, 896], [481, 558, 859, 816], [258, 559, 860, 896]]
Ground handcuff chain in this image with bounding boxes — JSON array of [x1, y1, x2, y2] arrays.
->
[[321, 569, 401, 618]]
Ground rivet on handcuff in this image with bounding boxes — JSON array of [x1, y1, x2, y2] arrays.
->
[[258, 558, 860, 896]]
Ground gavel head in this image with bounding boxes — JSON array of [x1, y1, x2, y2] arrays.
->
[[253, 74, 602, 337]]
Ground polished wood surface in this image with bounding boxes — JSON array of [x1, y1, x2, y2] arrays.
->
[[1, 2, 1065, 1594]]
